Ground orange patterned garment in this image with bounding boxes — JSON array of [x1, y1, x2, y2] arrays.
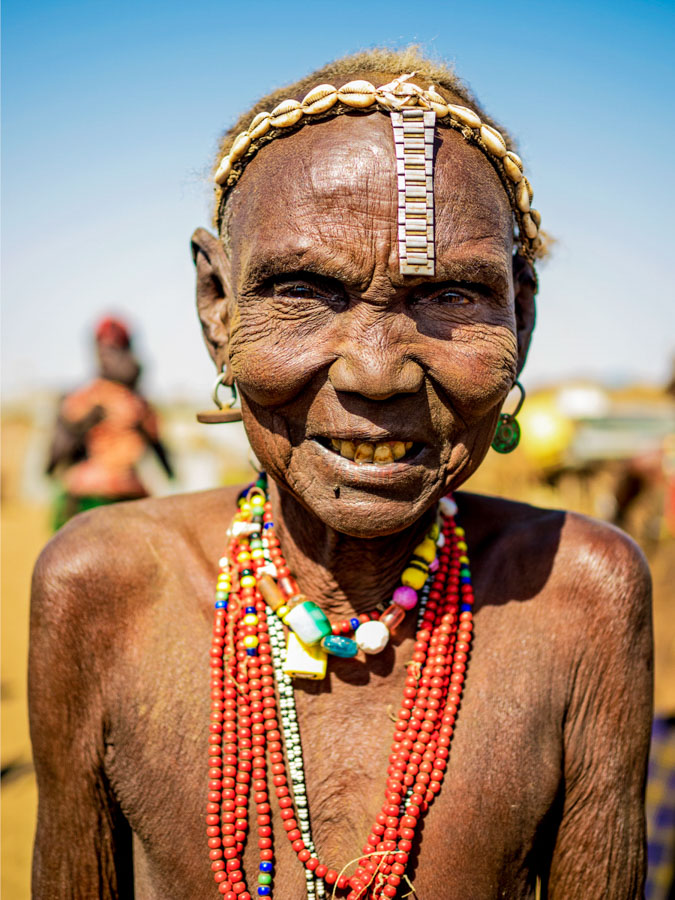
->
[[60, 378, 159, 498]]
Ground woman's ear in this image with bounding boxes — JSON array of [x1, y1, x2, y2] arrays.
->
[[191, 227, 235, 379], [512, 254, 537, 374]]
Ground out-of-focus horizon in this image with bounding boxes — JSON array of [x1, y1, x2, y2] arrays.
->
[[2, 0, 674, 403]]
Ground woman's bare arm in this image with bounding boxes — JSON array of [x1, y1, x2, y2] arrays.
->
[[548, 521, 653, 898], [29, 519, 134, 899]]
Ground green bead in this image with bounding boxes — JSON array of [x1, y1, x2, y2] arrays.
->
[[258, 874, 272, 885], [491, 414, 521, 453], [321, 634, 358, 658], [215, 591, 229, 601], [285, 600, 332, 644]]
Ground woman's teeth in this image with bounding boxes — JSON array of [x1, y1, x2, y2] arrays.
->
[[329, 439, 414, 465]]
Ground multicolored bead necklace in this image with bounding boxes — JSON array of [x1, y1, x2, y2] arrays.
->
[[206, 474, 475, 899]]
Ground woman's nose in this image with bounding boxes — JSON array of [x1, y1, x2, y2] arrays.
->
[[327, 336, 424, 401]]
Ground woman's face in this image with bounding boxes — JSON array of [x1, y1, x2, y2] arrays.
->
[[217, 112, 530, 537]]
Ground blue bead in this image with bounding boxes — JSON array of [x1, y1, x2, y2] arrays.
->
[[259, 861, 273, 873], [263, 522, 273, 529], [349, 617, 360, 631], [258, 888, 271, 897], [460, 602, 472, 613], [246, 648, 258, 656], [460, 576, 471, 584], [245, 606, 257, 614], [215, 600, 227, 609]]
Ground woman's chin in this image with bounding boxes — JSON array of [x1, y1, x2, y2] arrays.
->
[[263, 440, 459, 537]]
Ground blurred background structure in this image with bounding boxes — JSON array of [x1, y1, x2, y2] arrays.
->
[[2, 0, 674, 896]]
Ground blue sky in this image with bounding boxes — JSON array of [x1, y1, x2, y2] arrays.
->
[[3, 0, 674, 402]]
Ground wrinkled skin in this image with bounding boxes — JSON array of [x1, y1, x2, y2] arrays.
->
[[30, 77, 652, 900]]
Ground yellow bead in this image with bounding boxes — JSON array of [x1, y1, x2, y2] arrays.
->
[[277, 605, 290, 619], [250, 495, 264, 507], [250, 549, 265, 559], [243, 635, 259, 649], [283, 633, 327, 680], [459, 555, 469, 564], [414, 538, 437, 564], [243, 614, 258, 626], [240, 575, 256, 588], [240, 502, 251, 514], [429, 523, 440, 540], [402, 566, 427, 591], [455, 527, 465, 537], [457, 541, 468, 552], [237, 551, 251, 562]]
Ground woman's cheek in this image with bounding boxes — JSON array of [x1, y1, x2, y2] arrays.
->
[[229, 312, 330, 407], [424, 325, 518, 422]]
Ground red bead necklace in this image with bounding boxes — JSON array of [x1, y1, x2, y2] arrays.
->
[[206, 483, 474, 899]]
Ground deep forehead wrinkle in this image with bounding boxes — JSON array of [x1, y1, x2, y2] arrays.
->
[[230, 113, 514, 295]]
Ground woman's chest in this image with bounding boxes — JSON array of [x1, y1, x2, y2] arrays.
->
[[107, 605, 564, 899]]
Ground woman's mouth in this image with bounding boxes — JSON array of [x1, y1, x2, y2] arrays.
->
[[315, 437, 421, 465]]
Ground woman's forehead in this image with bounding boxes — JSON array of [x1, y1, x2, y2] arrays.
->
[[228, 112, 514, 282]]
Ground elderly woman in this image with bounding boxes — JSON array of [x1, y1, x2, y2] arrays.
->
[[29, 49, 652, 900]]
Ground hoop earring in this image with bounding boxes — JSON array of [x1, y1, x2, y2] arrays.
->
[[196, 371, 243, 424], [491, 381, 525, 453]]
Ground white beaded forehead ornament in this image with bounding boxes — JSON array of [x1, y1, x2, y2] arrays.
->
[[214, 74, 543, 279]]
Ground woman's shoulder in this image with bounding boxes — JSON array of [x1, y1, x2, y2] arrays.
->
[[457, 490, 652, 620], [31, 487, 242, 623]]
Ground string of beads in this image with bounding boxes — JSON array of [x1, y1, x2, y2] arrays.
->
[[205, 476, 475, 898]]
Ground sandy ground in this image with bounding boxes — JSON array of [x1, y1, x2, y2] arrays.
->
[[2, 412, 673, 898], [2, 499, 46, 898]]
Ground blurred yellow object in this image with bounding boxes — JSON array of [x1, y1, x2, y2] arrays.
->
[[519, 395, 575, 470]]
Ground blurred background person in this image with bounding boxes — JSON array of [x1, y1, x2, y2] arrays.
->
[[45, 316, 174, 529]]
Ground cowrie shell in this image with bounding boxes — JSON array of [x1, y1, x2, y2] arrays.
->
[[214, 157, 232, 185], [337, 80, 377, 108], [521, 212, 538, 239], [425, 89, 448, 117], [506, 150, 523, 171], [270, 99, 303, 128], [480, 123, 507, 157], [503, 155, 523, 182], [516, 179, 531, 213], [302, 84, 338, 114], [530, 208, 541, 227], [248, 111, 271, 140], [229, 132, 251, 163], [446, 104, 482, 129]]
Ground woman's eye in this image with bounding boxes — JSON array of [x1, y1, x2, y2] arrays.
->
[[429, 290, 471, 305], [274, 282, 319, 299], [271, 279, 346, 309]]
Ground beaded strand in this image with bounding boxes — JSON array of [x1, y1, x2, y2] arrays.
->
[[206, 482, 474, 899]]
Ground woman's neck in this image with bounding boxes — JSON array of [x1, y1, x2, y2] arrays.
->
[[269, 481, 436, 619]]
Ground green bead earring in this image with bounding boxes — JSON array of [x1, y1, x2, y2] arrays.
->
[[491, 381, 525, 454]]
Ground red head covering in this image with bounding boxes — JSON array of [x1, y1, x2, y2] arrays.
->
[[95, 316, 131, 349]]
